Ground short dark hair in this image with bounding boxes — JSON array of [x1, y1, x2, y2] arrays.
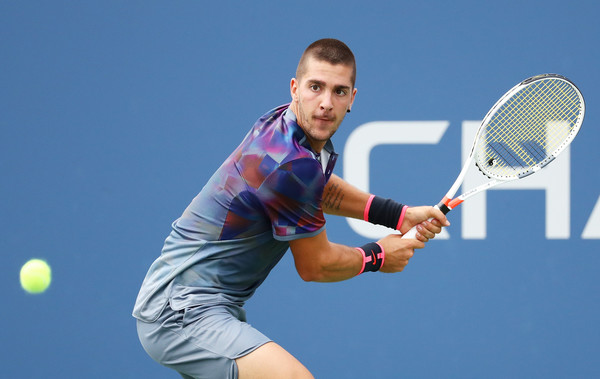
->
[[296, 38, 356, 87]]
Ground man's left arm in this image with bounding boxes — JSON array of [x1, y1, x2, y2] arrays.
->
[[322, 174, 449, 234]]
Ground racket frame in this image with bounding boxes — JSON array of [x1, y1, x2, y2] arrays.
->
[[438, 73, 584, 213]]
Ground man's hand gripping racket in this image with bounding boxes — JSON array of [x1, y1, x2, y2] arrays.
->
[[403, 74, 585, 239]]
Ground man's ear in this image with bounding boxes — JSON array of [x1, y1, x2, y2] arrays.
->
[[347, 87, 357, 112], [290, 78, 299, 101]]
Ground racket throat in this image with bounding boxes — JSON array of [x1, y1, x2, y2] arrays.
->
[[438, 196, 463, 214]]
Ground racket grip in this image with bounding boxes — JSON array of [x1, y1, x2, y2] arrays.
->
[[400, 203, 447, 240]]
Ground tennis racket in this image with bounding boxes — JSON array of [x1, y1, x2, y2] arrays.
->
[[403, 73, 585, 239]]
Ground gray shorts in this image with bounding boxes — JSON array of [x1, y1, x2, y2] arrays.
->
[[136, 302, 271, 379]]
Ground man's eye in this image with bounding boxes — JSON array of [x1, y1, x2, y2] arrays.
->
[[310, 84, 320, 91], [336, 89, 347, 96]]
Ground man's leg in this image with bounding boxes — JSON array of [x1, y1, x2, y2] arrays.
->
[[236, 341, 314, 379]]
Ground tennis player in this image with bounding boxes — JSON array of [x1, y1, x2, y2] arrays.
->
[[133, 38, 449, 379]]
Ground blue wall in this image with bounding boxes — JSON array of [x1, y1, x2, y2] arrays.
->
[[2, 1, 599, 377]]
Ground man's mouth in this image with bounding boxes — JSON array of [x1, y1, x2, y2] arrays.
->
[[314, 115, 334, 122]]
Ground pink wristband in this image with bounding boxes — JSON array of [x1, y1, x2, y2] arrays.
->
[[355, 242, 385, 275], [375, 242, 385, 270], [395, 205, 409, 231], [355, 247, 367, 276], [363, 194, 375, 222]]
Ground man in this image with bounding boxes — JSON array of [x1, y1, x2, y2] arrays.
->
[[134, 38, 449, 379]]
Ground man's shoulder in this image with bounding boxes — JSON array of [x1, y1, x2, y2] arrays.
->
[[242, 105, 314, 167], [230, 104, 316, 190]]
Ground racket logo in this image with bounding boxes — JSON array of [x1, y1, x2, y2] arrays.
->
[[484, 140, 547, 170]]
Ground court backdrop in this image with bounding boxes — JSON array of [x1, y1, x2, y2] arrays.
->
[[2, 1, 599, 378]]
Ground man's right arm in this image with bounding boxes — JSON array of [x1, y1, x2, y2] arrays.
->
[[288, 228, 433, 282]]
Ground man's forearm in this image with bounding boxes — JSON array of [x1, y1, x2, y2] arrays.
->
[[289, 230, 365, 282]]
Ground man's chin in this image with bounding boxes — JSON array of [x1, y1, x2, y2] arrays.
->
[[309, 131, 336, 143]]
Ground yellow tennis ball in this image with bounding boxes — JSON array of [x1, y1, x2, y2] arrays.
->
[[20, 259, 52, 294]]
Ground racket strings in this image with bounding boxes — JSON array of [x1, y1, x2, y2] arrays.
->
[[478, 78, 582, 178], [494, 81, 576, 151], [512, 82, 572, 153], [485, 94, 548, 168]]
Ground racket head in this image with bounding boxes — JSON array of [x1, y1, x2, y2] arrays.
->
[[474, 74, 585, 180]]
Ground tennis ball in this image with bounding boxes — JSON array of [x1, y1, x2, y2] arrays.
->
[[20, 259, 52, 294]]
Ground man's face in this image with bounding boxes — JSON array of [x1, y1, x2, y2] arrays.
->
[[290, 56, 357, 152]]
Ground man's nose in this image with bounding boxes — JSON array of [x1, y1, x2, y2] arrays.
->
[[320, 93, 334, 111]]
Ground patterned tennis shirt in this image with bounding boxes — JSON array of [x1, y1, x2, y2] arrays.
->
[[133, 104, 338, 322]]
